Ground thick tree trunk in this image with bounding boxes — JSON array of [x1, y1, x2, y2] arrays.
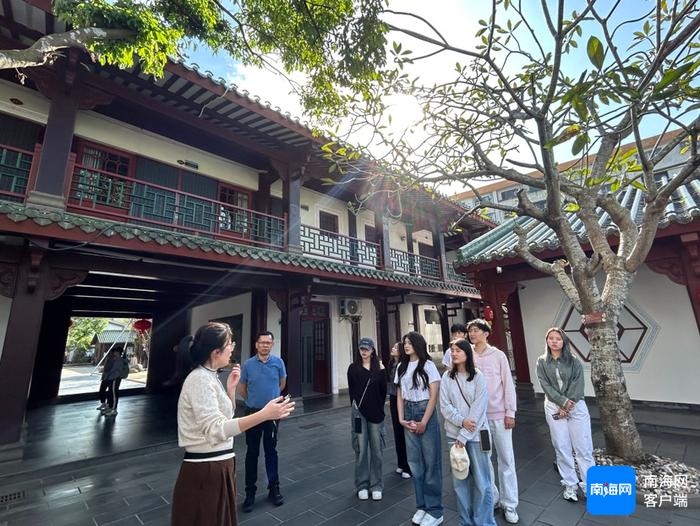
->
[[587, 320, 645, 461]]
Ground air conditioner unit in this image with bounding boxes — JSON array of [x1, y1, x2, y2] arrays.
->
[[339, 298, 362, 317]]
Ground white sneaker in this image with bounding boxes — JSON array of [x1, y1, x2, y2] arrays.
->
[[504, 507, 519, 523], [563, 486, 578, 502], [104, 409, 118, 417], [96, 403, 107, 410], [396, 467, 403, 474], [401, 471, 411, 479], [411, 510, 426, 525], [371, 491, 382, 501], [420, 514, 443, 526], [357, 489, 369, 500]]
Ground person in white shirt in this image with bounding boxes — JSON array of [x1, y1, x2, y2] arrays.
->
[[441, 323, 467, 368], [171, 322, 294, 526], [396, 332, 443, 526]]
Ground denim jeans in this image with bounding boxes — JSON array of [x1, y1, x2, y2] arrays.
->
[[453, 441, 496, 526], [404, 399, 443, 519], [244, 414, 279, 494], [351, 413, 384, 492]]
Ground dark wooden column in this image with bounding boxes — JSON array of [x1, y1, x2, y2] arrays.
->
[[27, 299, 72, 407], [26, 59, 112, 209], [439, 304, 451, 349], [506, 289, 531, 384], [374, 210, 392, 270], [373, 298, 391, 364], [283, 168, 303, 253], [412, 303, 421, 334], [148, 308, 191, 392], [0, 252, 47, 450], [348, 209, 358, 264], [250, 288, 267, 356], [27, 95, 79, 208], [431, 218, 449, 281], [255, 173, 273, 214], [405, 222, 416, 274], [0, 250, 85, 457], [271, 289, 302, 398]]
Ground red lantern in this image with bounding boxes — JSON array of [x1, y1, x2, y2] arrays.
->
[[483, 305, 494, 322], [133, 319, 152, 334]]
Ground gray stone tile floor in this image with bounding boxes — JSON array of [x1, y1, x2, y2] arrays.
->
[[0, 395, 698, 525]]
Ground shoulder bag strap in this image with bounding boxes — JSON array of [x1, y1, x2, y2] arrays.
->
[[358, 378, 371, 408], [455, 376, 471, 408]]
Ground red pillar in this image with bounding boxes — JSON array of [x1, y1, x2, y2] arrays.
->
[[506, 288, 531, 383]]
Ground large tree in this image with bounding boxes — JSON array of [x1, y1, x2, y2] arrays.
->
[[311, 1, 700, 462], [0, 0, 386, 94]]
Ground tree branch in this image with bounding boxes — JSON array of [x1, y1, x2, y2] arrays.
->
[[0, 28, 134, 70], [514, 223, 582, 310]]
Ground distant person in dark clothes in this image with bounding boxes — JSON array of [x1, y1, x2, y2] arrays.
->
[[96, 350, 116, 412], [348, 337, 387, 501], [171, 322, 294, 526], [388, 341, 411, 479], [103, 346, 127, 417]]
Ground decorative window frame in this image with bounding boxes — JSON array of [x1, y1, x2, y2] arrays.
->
[[551, 297, 659, 373]]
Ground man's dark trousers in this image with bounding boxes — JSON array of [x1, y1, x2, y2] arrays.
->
[[244, 411, 279, 494]]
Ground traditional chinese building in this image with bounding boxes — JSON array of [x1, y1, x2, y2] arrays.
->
[[0, 0, 492, 463], [454, 133, 700, 406]]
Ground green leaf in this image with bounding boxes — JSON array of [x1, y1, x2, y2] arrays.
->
[[587, 36, 605, 69], [630, 180, 649, 192], [571, 134, 588, 155], [610, 180, 621, 192], [653, 62, 695, 94], [564, 202, 580, 212]]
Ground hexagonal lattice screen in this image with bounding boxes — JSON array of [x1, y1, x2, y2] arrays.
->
[[554, 299, 659, 370]]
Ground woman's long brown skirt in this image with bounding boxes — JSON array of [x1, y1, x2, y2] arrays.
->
[[171, 457, 237, 526]]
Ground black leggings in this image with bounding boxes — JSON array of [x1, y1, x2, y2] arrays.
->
[[389, 395, 411, 473], [98, 380, 110, 403], [106, 378, 122, 410]]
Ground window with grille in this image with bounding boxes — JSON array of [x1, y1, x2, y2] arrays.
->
[[75, 145, 132, 209], [319, 211, 339, 233]]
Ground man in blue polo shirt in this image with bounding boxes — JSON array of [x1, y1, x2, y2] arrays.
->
[[240, 331, 287, 513]]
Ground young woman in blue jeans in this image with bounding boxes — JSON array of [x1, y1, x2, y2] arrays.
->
[[440, 339, 496, 526], [396, 332, 443, 526]]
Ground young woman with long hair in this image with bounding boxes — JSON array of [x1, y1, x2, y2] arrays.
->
[[171, 322, 294, 526], [439, 339, 496, 526], [388, 342, 411, 479], [396, 332, 443, 526], [537, 327, 595, 502], [347, 337, 387, 500]]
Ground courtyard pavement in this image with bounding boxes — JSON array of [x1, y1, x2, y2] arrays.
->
[[0, 396, 698, 526]]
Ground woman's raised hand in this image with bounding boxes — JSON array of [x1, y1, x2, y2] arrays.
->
[[226, 364, 241, 394], [261, 396, 295, 421]]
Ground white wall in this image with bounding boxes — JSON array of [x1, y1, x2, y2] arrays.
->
[[399, 303, 415, 335], [389, 220, 408, 251], [518, 264, 700, 404], [0, 80, 260, 191], [0, 296, 11, 360], [189, 292, 256, 363]]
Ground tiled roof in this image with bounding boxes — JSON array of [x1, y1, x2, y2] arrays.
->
[[456, 180, 700, 267], [94, 330, 137, 345], [0, 201, 480, 297]]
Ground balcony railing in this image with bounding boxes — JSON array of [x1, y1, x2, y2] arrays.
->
[[67, 164, 287, 249], [0, 144, 34, 203], [390, 248, 441, 280], [300, 224, 381, 268], [445, 265, 476, 287]]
